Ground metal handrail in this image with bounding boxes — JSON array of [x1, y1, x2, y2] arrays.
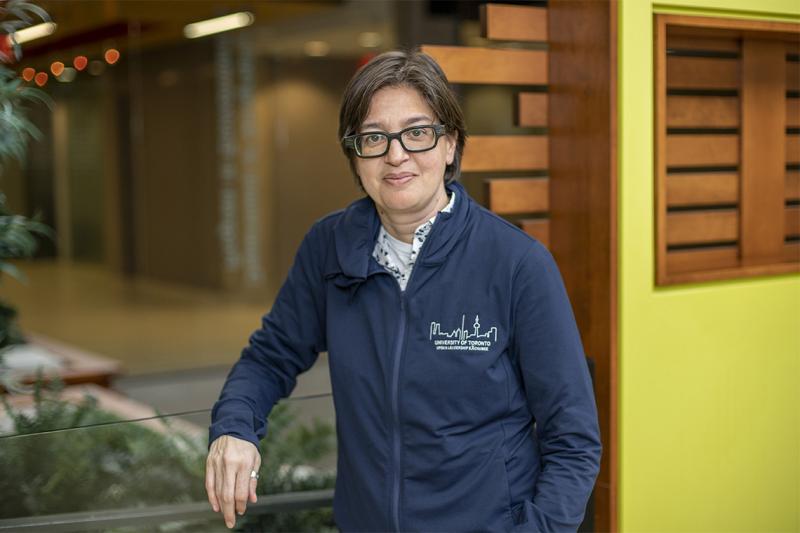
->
[[0, 488, 334, 532]]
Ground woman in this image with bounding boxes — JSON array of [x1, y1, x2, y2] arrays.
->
[[206, 50, 601, 532]]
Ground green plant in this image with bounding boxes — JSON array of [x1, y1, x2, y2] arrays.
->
[[0, 385, 337, 531], [0, 0, 53, 356], [0, 0, 51, 167]]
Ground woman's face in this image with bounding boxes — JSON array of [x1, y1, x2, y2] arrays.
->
[[355, 85, 456, 219]]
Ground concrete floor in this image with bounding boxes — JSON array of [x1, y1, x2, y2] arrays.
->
[[4, 259, 333, 431]]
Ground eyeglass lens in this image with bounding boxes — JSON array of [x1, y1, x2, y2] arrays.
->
[[356, 126, 437, 157]]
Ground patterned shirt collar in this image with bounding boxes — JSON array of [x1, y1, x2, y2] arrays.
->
[[372, 191, 456, 290]]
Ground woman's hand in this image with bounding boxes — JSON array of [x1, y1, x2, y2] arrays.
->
[[206, 435, 262, 529]]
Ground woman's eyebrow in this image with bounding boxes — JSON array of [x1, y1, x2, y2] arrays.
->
[[360, 115, 433, 131]]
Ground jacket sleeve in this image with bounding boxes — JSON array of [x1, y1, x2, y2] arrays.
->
[[208, 225, 327, 450], [510, 241, 602, 532]]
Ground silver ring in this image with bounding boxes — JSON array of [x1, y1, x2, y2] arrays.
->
[[250, 469, 259, 480]]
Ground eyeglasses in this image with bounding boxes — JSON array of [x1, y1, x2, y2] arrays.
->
[[342, 124, 447, 158]]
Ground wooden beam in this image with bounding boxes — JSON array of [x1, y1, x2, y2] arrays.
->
[[481, 4, 548, 42], [741, 38, 787, 265], [462, 136, 548, 172], [549, 1, 618, 530], [518, 218, 550, 248], [485, 178, 549, 214], [420, 45, 547, 85], [517, 92, 548, 127]]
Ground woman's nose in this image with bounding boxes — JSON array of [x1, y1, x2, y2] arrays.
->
[[385, 137, 409, 165]]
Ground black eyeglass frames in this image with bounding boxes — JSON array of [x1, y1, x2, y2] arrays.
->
[[342, 124, 448, 158]]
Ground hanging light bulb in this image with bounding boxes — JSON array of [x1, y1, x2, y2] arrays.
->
[[34, 71, 48, 86], [73, 55, 88, 71], [50, 61, 64, 77], [104, 48, 120, 65], [21, 67, 35, 82]]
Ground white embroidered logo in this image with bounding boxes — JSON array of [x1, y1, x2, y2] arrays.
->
[[429, 315, 498, 352]]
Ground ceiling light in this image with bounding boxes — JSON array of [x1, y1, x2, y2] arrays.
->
[[358, 32, 381, 48], [13, 22, 57, 45], [183, 12, 254, 39], [304, 41, 330, 57]]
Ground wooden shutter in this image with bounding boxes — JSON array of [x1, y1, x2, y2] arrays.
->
[[655, 15, 800, 284]]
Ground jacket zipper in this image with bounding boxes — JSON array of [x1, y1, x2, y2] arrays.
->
[[390, 291, 407, 532], [385, 206, 447, 531]]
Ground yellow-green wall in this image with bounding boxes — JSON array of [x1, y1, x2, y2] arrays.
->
[[619, 0, 800, 531]]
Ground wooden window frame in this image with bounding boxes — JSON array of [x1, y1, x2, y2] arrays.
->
[[655, 14, 800, 285]]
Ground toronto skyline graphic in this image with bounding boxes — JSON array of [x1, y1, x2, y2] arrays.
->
[[429, 315, 498, 352]]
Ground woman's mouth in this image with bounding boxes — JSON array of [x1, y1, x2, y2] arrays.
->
[[384, 172, 415, 185]]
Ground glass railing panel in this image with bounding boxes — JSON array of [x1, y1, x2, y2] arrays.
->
[[0, 391, 336, 532]]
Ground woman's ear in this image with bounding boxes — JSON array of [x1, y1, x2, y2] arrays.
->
[[445, 132, 457, 165]]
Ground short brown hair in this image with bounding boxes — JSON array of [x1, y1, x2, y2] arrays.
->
[[338, 50, 467, 187]]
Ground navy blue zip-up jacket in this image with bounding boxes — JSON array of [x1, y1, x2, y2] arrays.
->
[[210, 182, 601, 532]]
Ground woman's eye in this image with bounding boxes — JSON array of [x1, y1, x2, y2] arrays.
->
[[409, 128, 425, 137], [363, 134, 384, 146]]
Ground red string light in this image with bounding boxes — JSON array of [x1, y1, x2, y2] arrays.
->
[[73, 55, 88, 71], [104, 49, 120, 65]]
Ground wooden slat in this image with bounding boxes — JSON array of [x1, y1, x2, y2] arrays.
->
[[667, 35, 739, 52], [788, 61, 799, 91], [666, 96, 739, 128], [741, 39, 786, 265], [787, 134, 800, 163], [667, 56, 739, 90], [462, 136, 548, 172], [518, 218, 550, 248], [666, 135, 739, 167], [785, 241, 800, 263], [788, 98, 800, 129], [787, 172, 800, 201], [481, 4, 547, 42], [420, 45, 547, 85], [667, 246, 739, 273], [787, 206, 800, 236], [517, 92, 548, 127], [666, 173, 738, 206], [485, 177, 548, 214], [667, 209, 738, 245]]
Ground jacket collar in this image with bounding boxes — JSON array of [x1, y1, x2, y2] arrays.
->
[[325, 181, 472, 285]]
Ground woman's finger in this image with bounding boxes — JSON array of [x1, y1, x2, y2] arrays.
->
[[249, 453, 261, 503], [205, 456, 219, 513], [234, 461, 253, 516], [221, 458, 238, 528]]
